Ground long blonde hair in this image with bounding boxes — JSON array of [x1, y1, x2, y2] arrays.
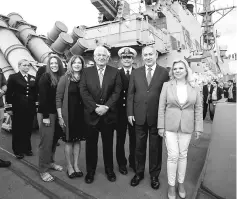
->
[[46, 55, 64, 87], [65, 55, 85, 82], [169, 59, 193, 84]]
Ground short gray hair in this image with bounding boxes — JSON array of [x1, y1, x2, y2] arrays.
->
[[94, 46, 111, 57], [18, 59, 29, 67]]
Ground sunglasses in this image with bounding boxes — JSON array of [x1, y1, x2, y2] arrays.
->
[[122, 56, 133, 59]]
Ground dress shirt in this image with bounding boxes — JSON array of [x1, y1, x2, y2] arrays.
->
[[212, 87, 218, 100], [176, 83, 187, 106], [228, 86, 233, 99], [96, 65, 106, 76], [123, 67, 132, 75], [20, 72, 28, 81], [145, 64, 156, 78]]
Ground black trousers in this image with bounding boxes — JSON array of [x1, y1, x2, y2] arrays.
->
[[135, 121, 163, 177], [203, 102, 208, 120], [86, 120, 115, 173], [12, 110, 34, 155], [116, 110, 136, 167]]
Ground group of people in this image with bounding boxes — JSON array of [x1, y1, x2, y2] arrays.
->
[[0, 45, 205, 199], [203, 78, 236, 121]]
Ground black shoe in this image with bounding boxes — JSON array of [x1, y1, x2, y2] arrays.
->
[[130, 174, 144, 187], [105, 169, 116, 182], [151, 176, 160, 190], [15, 153, 24, 159], [67, 170, 77, 179], [0, 159, 11, 168], [85, 172, 95, 184], [119, 165, 128, 175], [75, 170, 83, 178], [24, 151, 33, 156]]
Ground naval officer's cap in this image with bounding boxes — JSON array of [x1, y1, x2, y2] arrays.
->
[[118, 47, 137, 58]]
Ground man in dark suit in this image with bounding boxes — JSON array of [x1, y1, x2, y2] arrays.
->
[[80, 46, 122, 184], [6, 59, 37, 159], [227, 80, 236, 102], [202, 81, 212, 120], [116, 47, 137, 175], [127, 46, 169, 189]]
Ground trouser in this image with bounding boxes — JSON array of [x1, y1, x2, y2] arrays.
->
[[203, 102, 208, 120], [135, 121, 163, 177], [165, 131, 192, 186], [12, 110, 34, 154], [116, 111, 135, 167], [86, 120, 115, 173], [209, 100, 217, 121], [38, 113, 59, 173], [0, 108, 4, 134]]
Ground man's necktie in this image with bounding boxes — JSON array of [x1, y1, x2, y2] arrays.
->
[[98, 68, 104, 88], [126, 70, 130, 81], [24, 75, 28, 82], [147, 67, 152, 85]]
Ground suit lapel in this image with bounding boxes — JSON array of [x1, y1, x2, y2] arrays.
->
[[92, 66, 101, 90], [171, 80, 182, 108], [141, 66, 148, 88], [18, 72, 27, 82], [148, 64, 161, 89]]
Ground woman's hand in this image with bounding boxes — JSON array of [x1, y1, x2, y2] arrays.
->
[[43, 118, 50, 127], [194, 131, 201, 140], [58, 117, 66, 128], [158, 129, 165, 137]]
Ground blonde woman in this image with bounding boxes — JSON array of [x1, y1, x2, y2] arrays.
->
[[56, 55, 86, 179], [157, 59, 203, 199]]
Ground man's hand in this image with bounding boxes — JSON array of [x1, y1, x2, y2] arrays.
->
[[158, 129, 165, 137], [43, 118, 50, 127], [128, 116, 135, 126], [95, 104, 109, 116]]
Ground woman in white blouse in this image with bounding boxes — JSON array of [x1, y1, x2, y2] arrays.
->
[[157, 59, 203, 199]]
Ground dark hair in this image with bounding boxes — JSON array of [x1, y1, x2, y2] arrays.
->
[[65, 55, 85, 81], [46, 55, 64, 87], [228, 80, 233, 83], [213, 80, 218, 84]]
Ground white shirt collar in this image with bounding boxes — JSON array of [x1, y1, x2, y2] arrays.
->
[[145, 63, 156, 71], [20, 72, 28, 77], [96, 65, 106, 71], [123, 67, 132, 75]]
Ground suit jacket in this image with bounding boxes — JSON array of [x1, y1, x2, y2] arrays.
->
[[210, 86, 223, 102], [127, 65, 169, 126], [157, 80, 203, 134], [117, 67, 134, 114], [80, 65, 122, 125], [6, 72, 37, 114]]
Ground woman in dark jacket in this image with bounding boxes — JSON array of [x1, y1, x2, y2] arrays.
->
[[38, 55, 64, 182], [56, 55, 86, 179]]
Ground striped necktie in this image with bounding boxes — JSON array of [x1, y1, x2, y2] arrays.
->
[[147, 67, 152, 85], [98, 68, 104, 88]]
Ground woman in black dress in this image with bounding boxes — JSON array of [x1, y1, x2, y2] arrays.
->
[[56, 55, 86, 178]]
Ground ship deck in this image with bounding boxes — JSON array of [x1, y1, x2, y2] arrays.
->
[[0, 121, 212, 199]]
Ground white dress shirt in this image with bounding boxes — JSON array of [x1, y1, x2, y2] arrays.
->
[[176, 83, 187, 106], [20, 72, 28, 81], [145, 64, 156, 78], [96, 65, 106, 76], [123, 67, 132, 75]]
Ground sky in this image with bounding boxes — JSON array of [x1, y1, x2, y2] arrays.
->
[[0, 0, 236, 54]]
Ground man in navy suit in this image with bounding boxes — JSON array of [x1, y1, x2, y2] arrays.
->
[[80, 46, 122, 183], [127, 46, 169, 189], [6, 59, 37, 159], [116, 47, 137, 175]]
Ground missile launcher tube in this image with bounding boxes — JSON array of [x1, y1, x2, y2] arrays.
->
[[7, 13, 53, 64], [47, 21, 68, 45], [51, 32, 73, 55], [0, 18, 36, 76], [0, 50, 15, 79]]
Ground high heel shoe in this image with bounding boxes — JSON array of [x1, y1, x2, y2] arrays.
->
[[67, 170, 77, 179], [75, 170, 83, 178], [178, 184, 186, 199]]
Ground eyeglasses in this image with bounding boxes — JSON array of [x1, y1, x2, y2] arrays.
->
[[122, 56, 133, 59]]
